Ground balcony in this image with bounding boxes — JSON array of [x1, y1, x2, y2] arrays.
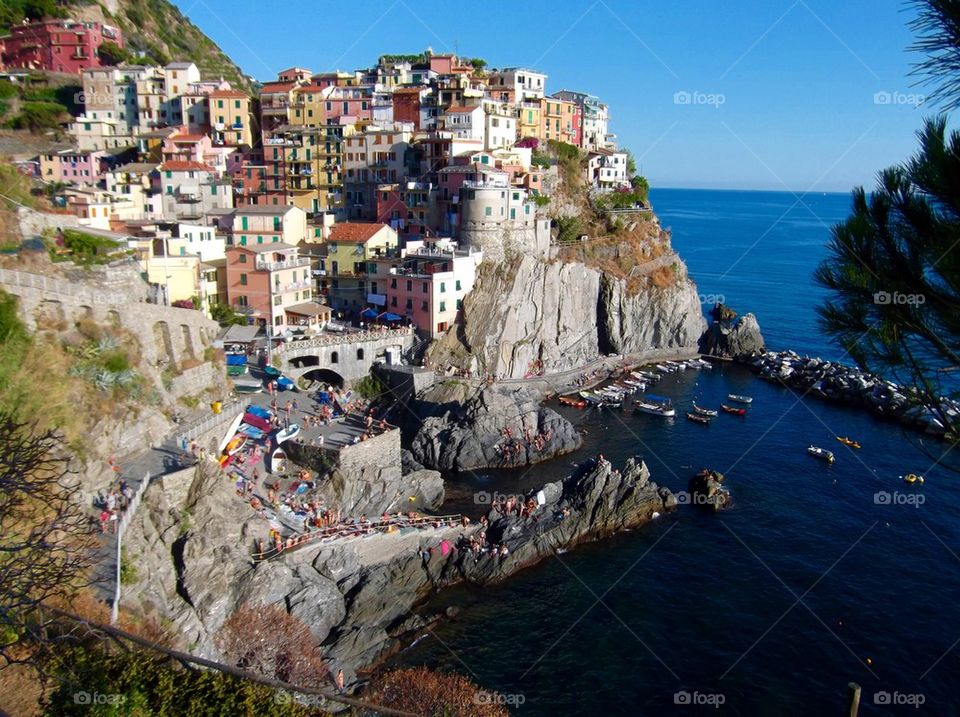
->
[[256, 256, 311, 272], [275, 279, 312, 293]]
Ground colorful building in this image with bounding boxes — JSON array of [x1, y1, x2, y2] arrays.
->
[[1, 19, 123, 74], [208, 89, 253, 146], [225, 242, 315, 334], [227, 205, 308, 247], [324, 222, 398, 312]]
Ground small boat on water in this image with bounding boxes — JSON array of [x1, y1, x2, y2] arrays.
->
[[634, 394, 676, 417], [728, 394, 753, 404], [902, 473, 925, 485], [270, 447, 287, 473], [559, 395, 587, 408], [579, 390, 605, 406], [655, 363, 674, 373], [686, 412, 712, 425], [807, 445, 835, 463], [836, 436, 861, 449], [691, 403, 718, 418], [276, 423, 301, 444], [721, 404, 747, 416]]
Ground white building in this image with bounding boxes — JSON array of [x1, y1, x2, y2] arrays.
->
[[586, 149, 629, 189], [483, 103, 517, 150], [488, 67, 548, 100], [441, 105, 485, 142], [159, 160, 233, 221]]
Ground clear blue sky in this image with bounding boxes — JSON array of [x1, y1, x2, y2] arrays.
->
[[172, 0, 933, 192]]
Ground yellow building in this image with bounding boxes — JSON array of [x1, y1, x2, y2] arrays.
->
[[517, 100, 543, 142], [208, 89, 254, 147], [288, 84, 326, 127], [263, 124, 350, 215], [324, 222, 398, 312]]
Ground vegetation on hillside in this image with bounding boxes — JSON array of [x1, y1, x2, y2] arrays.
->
[[0, 0, 64, 33], [365, 666, 510, 717]]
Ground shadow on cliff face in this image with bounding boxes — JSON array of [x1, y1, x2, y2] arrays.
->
[[172, 533, 194, 608]]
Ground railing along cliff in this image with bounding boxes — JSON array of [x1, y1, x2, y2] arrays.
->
[[111, 471, 152, 624]]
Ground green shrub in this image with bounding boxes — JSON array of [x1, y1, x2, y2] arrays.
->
[[353, 374, 385, 400], [5, 101, 66, 132]]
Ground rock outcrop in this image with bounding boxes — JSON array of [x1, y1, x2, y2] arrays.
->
[[687, 469, 732, 512], [700, 304, 766, 358], [408, 385, 582, 471], [123, 454, 673, 685]]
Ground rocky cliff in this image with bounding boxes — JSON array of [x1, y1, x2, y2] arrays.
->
[[123, 454, 673, 685], [428, 252, 706, 380]]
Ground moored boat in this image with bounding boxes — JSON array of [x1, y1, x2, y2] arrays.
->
[[686, 412, 712, 424], [720, 404, 747, 416], [902, 473, 925, 485], [559, 395, 587, 408], [836, 436, 861, 448], [237, 423, 265, 440], [634, 394, 676, 417], [691, 403, 718, 417], [728, 394, 753, 404], [234, 377, 263, 393], [807, 445, 835, 463], [270, 447, 287, 473]]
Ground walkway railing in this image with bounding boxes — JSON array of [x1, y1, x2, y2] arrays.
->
[[174, 399, 245, 447], [111, 471, 152, 624], [281, 326, 414, 353], [251, 513, 463, 562]]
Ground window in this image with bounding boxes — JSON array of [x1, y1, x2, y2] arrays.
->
[[356, 348, 364, 360], [456, 299, 463, 310], [330, 351, 338, 364], [455, 279, 462, 291], [440, 282, 446, 293], [241, 217, 248, 230], [390, 278, 397, 289], [391, 296, 397, 307], [422, 282, 428, 294], [484, 206, 492, 217], [239, 274, 247, 285], [439, 301, 446, 312], [239, 253, 247, 263], [274, 316, 282, 326], [211, 185, 217, 195], [406, 280, 412, 291], [405, 298, 412, 309], [421, 300, 428, 311]]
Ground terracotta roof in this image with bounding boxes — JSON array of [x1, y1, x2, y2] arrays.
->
[[260, 81, 295, 93], [159, 161, 216, 172], [171, 134, 206, 143], [444, 105, 480, 114], [393, 86, 427, 94], [209, 89, 248, 99], [328, 222, 390, 244]]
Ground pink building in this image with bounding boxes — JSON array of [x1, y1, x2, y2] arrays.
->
[[322, 86, 374, 123], [1, 19, 123, 74]]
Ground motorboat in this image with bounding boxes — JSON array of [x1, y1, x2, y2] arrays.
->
[[559, 395, 587, 408], [270, 447, 287, 473], [807, 445, 835, 463], [691, 403, 718, 418], [728, 394, 753, 404], [634, 394, 676, 417], [687, 412, 712, 425], [902, 473, 925, 485], [720, 404, 747, 416]]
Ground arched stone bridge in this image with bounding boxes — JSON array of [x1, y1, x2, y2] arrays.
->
[[0, 267, 219, 367], [280, 327, 416, 385]]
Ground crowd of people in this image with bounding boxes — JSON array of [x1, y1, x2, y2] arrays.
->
[[96, 459, 135, 534], [493, 424, 555, 461]]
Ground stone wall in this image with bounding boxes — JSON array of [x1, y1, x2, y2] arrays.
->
[[282, 328, 416, 385], [169, 362, 224, 402], [0, 266, 219, 368]]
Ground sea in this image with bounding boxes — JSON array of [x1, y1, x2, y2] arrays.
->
[[392, 189, 960, 715]]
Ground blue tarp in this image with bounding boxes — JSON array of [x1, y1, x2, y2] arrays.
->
[[226, 354, 247, 366], [361, 308, 379, 319], [382, 312, 402, 321]]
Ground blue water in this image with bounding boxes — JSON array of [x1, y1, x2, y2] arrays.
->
[[394, 190, 960, 715]]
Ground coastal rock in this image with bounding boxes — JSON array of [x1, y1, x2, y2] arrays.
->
[[122, 452, 672, 681], [408, 385, 582, 471], [700, 305, 766, 358], [687, 469, 732, 512]]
